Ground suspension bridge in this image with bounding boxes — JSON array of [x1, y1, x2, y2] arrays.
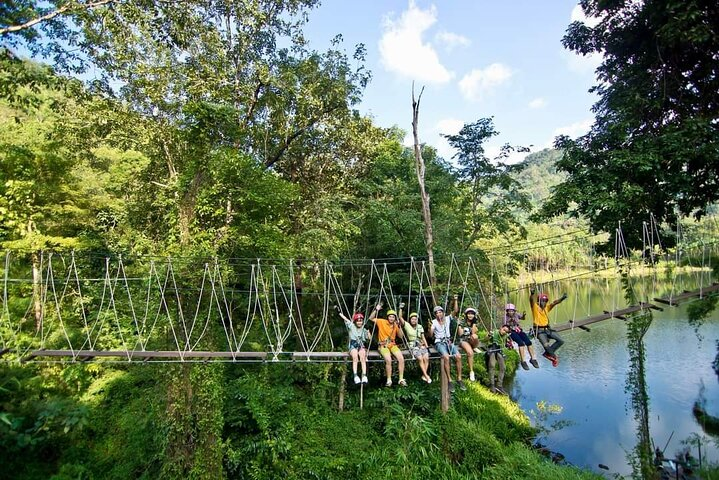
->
[[1, 223, 717, 364]]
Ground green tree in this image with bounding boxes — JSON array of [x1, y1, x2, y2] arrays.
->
[[545, 0, 719, 247], [443, 118, 530, 251]]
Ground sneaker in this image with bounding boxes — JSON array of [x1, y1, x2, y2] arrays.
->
[[542, 352, 554, 363], [361, 375, 368, 384], [521, 361, 530, 371], [458, 380, 467, 391], [495, 386, 508, 396], [489, 385, 497, 394], [469, 371, 476, 382], [354, 375, 361, 384], [551, 354, 559, 367], [530, 359, 540, 369], [426, 377, 432, 384], [385, 378, 392, 387], [473, 347, 482, 354], [398, 378, 407, 387], [449, 381, 455, 393]]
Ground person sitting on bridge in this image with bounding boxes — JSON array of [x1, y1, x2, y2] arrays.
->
[[485, 324, 511, 395], [457, 307, 481, 382], [337, 309, 370, 384], [529, 286, 568, 367], [427, 296, 465, 392], [503, 303, 539, 370], [398, 306, 431, 384], [369, 302, 406, 387]]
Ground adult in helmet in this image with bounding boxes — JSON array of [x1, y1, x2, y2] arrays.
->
[[529, 285, 568, 367], [369, 302, 406, 387], [398, 305, 431, 383], [337, 309, 370, 384], [457, 306, 480, 382], [427, 295, 465, 392], [485, 324, 512, 395], [503, 303, 539, 370]]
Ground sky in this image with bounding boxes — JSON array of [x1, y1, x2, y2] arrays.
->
[[302, 0, 603, 163]]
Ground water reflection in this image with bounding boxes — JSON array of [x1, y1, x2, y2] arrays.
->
[[509, 275, 719, 477]]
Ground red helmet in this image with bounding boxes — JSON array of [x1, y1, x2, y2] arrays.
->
[[352, 313, 365, 322], [539, 293, 549, 301]]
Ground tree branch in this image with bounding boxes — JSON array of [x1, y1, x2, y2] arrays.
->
[[0, 0, 116, 35]]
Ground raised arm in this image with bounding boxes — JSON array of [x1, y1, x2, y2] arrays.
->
[[551, 293, 568, 308], [450, 294, 459, 317], [336, 306, 351, 324], [368, 302, 382, 323], [398, 302, 406, 326], [529, 284, 537, 307]]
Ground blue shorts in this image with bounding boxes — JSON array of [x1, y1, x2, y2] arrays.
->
[[436, 341, 458, 356]]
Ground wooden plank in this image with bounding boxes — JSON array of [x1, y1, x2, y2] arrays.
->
[[654, 283, 719, 305], [578, 325, 591, 332], [554, 303, 657, 332]]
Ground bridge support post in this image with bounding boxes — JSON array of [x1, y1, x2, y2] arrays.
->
[[441, 357, 449, 413]]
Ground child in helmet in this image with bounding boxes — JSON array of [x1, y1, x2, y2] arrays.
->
[[457, 307, 480, 381], [399, 306, 432, 383], [529, 286, 568, 367], [338, 309, 370, 384], [369, 302, 406, 387], [503, 303, 539, 370]]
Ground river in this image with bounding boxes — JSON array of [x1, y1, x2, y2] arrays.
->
[[508, 273, 719, 477]]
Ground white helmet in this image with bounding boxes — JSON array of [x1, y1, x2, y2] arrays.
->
[[464, 307, 477, 315], [505, 303, 516, 311]]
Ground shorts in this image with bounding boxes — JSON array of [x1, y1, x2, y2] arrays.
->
[[436, 341, 458, 356], [509, 330, 532, 347], [411, 346, 429, 359], [349, 340, 366, 351], [379, 344, 401, 356]]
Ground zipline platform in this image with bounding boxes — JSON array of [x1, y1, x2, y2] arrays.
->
[[653, 282, 719, 306], [553, 302, 662, 333], [22, 348, 445, 362]]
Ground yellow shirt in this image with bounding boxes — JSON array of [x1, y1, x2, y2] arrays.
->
[[531, 302, 554, 327]]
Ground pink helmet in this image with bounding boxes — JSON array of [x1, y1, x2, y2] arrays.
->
[[352, 312, 365, 322], [505, 303, 516, 311], [539, 293, 549, 301]]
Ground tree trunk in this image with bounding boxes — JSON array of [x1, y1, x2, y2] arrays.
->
[[412, 84, 437, 298], [31, 251, 42, 332]]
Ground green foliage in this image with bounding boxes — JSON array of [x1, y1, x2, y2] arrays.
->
[[545, 0, 719, 247]]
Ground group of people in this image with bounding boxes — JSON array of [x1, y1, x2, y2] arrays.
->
[[338, 285, 568, 395]]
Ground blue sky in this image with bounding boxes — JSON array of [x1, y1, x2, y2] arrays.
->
[[303, 0, 602, 162]]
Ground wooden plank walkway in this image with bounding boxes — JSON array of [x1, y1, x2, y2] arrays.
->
[[653, 282, 719, 306], [553, 302, 661, 333]]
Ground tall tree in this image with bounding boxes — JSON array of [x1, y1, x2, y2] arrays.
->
[[545, 0, 719, 247], [443, 118, 530, 250], [412, 85, 437, 292]]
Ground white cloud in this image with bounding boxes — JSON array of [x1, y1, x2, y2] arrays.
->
[[435, 118, 464, 136], [528, 97, 547, 109], [379, 1, 453, 84], [541, 118, 594, 149], [552, 118, 593, 139], [570, 4, 602, 28], [458, 63, 513, 102], [434, 31, 470, 52], [565, 5, 603, 75]]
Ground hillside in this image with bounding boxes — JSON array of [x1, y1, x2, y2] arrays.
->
[[512, 149, 566, 208]]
